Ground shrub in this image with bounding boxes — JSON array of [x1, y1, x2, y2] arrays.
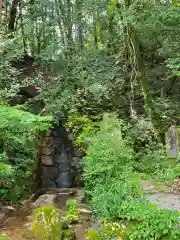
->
[[66, 112, 99, 151], [84, 113, 180, 239], [86, 223, 126, 240], [84, 113, 142, 218], [0, 104, 53, 202]]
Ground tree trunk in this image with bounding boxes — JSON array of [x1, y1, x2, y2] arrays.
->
[[76, 0, 83, 50], [128, 25, 164, 142], [19, 1, 27, 55], [54, 0, 65, 46], [8, 0, 19, 32], [93, 12, 98, 49]]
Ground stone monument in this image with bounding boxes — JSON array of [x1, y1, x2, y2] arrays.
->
[[166, 125, 180, 160]]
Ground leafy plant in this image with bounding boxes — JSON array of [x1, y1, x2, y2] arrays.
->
[[86, 222, 126, 240], [32, 206, 62, 240], [66, 112, 99, 151], [0, 236, 8, 240], [86, 230, 101, 240], [64, 199, 79, 224]]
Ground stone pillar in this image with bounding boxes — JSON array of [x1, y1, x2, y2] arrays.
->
[[166, 125, 180, 160]]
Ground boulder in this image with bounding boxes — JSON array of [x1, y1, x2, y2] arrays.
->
[[34, 194, 56, 208]]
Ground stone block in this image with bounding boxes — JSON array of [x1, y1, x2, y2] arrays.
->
[[42, 146, 55, 156], [41, 155, 54, 166], [42, 137, 55, 147], [44, 130, 52, 137], [71, 157, 80, 167], [41, 166, 58, 179], [41, 177, 56, 188], [54, 152, 68, 164], [68, 133, 74, 140], [74, 148, 84, 157], [54, 138, 61, 149], [57, 162, 69, 173]]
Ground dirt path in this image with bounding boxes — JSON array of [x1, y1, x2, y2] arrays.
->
[[0, 188, 91, 240], [141, 180, 180, 211]]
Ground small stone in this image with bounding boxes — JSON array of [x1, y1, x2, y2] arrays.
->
[[4, 206, 15, 212], [74, 148, 84, 157], [0, 212, 6, 222], [68, 133, 74, 140], [24, 222, 32, 229], [79, 208, 92, 214]]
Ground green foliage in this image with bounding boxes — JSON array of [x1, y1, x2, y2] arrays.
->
[[66, 112, 99, 151], [122, 118, 158, 155], [0, 236, 8, 240], [86, 230, 101, 240], [86, 223, 127, 240], [122, 200, 180, 240], [64, 199, 79, 224], [0, 105, 52, 202], [0, 104, 52, 152], [84, 114, 180, 239], [84, 113, 142, 218], [0, 158, 32, 202], [32, 206, 62, 240], [62, 229, 76, 240]]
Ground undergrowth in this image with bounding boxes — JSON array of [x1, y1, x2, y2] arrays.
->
[[0, 103, 53, 202], [32, 206, 76, 240], [64, 199, 79, 224], [84, 113, 180, 239]]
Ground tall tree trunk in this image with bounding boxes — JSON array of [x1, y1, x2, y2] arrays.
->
[[123, 0, 164, 142], [54, 0, 65, 46], [93, 12, 98, 49], [19, 1, 27, 55], [66, 0, 73, 53], [76, 0, 83, 50], [8, 0, 19, 32], [29, 0, 35, 56]]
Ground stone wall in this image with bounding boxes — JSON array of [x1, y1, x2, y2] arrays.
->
[[39, 124, 83, 189]]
